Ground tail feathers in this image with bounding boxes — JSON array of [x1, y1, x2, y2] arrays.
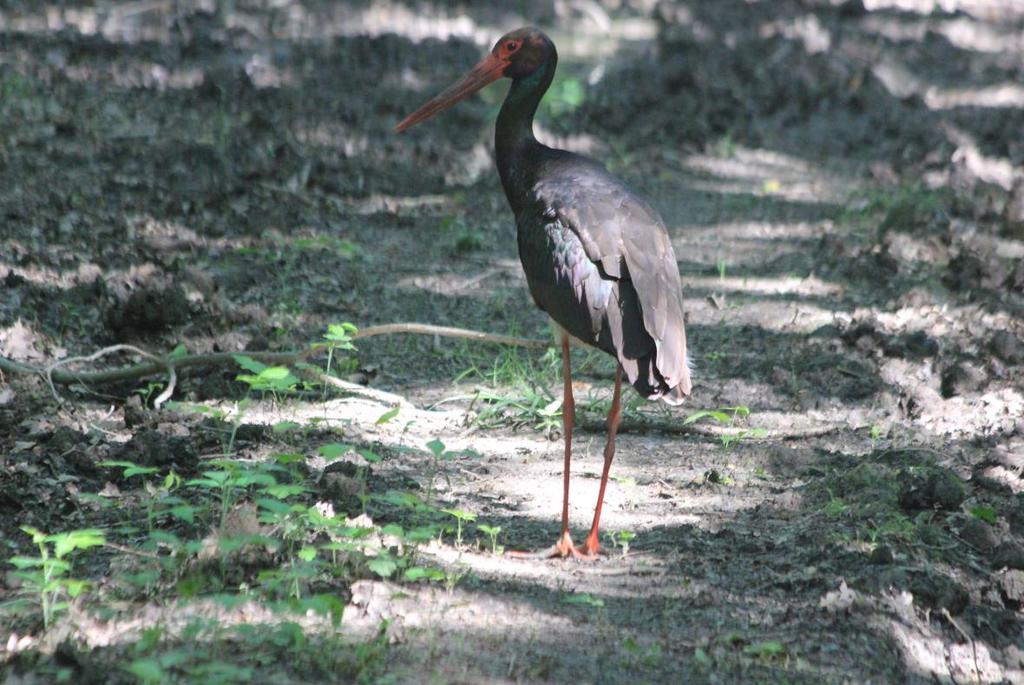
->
[[654, 350, 693, 406], [620, 347, 693, 405]]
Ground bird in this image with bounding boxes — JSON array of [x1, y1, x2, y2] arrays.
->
[[397, 27, 691, 558]]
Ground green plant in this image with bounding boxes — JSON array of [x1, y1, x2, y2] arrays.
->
[[99, 461, 188, 532], [444, 565, 469, 595], [869, 424, 883, 446], [313, 323, 360, 399], [477, 524, 502, 554], [684, 406, 765, 448], [469, 387, 563, 431], [441, 508, 476, 547], [743, 640, 787, 661], [719, 428, 767, 449], [621, 636, 664, 668], [823, 491, 848, 518], [684, 406, 749, 425], [168, 398, 250, 457], [423, 439, 479, 501], [9, 527, 105, 628], [187, 459, 278, 530], [605, 530, 636, 557], [234, 355, 300, 395], [580, 390, 644, 425], [562, 592, 604, 608]]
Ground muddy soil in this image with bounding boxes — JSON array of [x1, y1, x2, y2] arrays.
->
[[1, 1, 1023, 683]]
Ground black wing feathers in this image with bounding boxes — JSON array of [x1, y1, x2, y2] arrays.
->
[[525, 152, 692, 403]]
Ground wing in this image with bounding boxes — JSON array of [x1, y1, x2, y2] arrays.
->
[[532, 155, 692, 401]]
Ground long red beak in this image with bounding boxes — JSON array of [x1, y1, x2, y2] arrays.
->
[[395, 53, 508, 133]]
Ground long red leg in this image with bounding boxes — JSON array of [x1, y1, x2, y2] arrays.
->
[[579, 364, 623, 556], [555, 332, 577, 556], [508, 332, 582, 559]]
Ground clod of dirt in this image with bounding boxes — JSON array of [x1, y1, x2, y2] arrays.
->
[[960, 181, 1010, 222], [888, 330, 940, 360], [869, 544, 894, 565], [950, 248, 1013, 293], [105, 284, 191, 337], [999, 570, 1024, 609], [987, 331, 1023, 365], [830, 461, 899, 507], [44, 426, 102, 480], [115, 428, 198, 474], [958, 517, 1000, 554], [1007, 260, 1024, 294], [942, 252, 987, 292], [232, 423, 270, 443], [897, 466, 966, 511], [122, 394, 150, 428], [940, 360, 988, 398], [1004, 645, 1024, 670], [321, 461, 364, 514], [52, 639, 106, 684], [993, 542, 1024, 571], [893, 569, 969, 615], [841, 322, 939, 360]]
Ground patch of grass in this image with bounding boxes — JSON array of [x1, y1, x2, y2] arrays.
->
[[125, 616, 392, 684], [456, 343, 561, 390], [840, 183, 951, 239], [815, 457, 960, 554], [969, 505, 997, 525]]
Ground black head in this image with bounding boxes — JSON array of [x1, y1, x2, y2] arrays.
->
[[396, 27, 557, 132], [491, 27, 555, 80]]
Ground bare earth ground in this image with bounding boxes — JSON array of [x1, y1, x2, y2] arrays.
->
[[1, 1, 1024, 683]]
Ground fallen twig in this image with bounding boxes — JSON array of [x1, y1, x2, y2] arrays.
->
[[46, 344, 176, 409], [579, 416, 840, 441], [0, 323, 549, 406], [352, 323, 547, 349]]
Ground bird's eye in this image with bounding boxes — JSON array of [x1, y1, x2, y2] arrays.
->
[[506, 41, 519, 52]]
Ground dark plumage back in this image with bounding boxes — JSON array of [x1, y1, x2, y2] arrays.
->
[[516, 149, 692, 404]]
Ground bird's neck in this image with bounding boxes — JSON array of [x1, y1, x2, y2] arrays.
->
[[495, 59, 556, 215]]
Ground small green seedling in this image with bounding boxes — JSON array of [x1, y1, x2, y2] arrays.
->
[[99, 461, 186, 531], [314, 323, 360, 396], [442, 508, 477, 547], [869, 424, 883, 445], [405, 566, 446, 583], [444, 564, 470, 595], [562, 592, 604, 608], [477, 524, 503, 554], [187, 459, 277, 529], [424, 438, 475, 501], [683, 405, 749, 426], [9, 526, 106, 628], [605, 530, 636, 557], [743, 640, 787, 661]]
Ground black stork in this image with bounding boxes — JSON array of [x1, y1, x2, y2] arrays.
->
[[397, 27, 691, 558]]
